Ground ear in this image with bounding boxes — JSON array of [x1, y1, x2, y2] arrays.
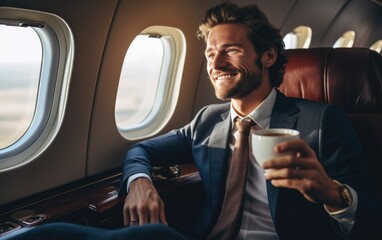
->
[[261, 45, 277, 68]]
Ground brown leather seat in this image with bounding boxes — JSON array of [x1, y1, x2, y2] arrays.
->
[[279, 47, 382, 197]]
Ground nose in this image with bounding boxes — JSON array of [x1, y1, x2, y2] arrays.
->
[[210, 52, 228, 70]]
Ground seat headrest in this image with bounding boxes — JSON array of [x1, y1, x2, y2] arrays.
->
[[278, 48, 382, 114]]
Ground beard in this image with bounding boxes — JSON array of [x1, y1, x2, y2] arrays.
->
[[212, 68, 263, 101]]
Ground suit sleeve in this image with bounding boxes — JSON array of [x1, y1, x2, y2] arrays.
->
[[119, 105, 211, 195], [319, 105, 382, 239]]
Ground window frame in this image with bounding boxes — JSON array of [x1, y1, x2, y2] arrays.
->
[[0, 7, 74, 172], [283, 25, 312, 49], [115, 26, 186, 140]]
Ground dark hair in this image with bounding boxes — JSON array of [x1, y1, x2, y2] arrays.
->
[[197, 1, 287, 87]]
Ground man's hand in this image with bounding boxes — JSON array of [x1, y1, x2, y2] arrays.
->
[[123, 177, 167, 226], [262, 139, 345, 211]]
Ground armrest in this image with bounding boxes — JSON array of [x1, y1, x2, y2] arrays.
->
[[0, 164, 202, 237]]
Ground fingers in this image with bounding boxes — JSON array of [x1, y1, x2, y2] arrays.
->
[[264, 166, 305, 180], [136, 200, 160, 225], [124, 200, 166, 226], [264, 167, 316, 195], [123, 179, 167, 227], [263, 154, 300, 170], [123, 198, 140, 227], [123, 205, 130, 226], [261, 140, 335, 205], [160, 202, 168, 225], [262, 139, 315, 190], [274, 139, 316, 158], [268, 177, 303, 189], [137, 205, 149, 225], [129, 211, 139, 226], [262, 139, 318, 170], [147, 202, 159, 224]]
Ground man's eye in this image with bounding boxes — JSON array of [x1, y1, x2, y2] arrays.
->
[[227, 49, 239, 54], [207, 54, 215, 60]]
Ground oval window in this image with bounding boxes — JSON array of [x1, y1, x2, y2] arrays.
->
[[0, 25, 42, 149], [115, 26, 186, 140]]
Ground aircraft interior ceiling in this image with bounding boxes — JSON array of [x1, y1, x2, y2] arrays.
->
[[0, 0, 382, 214]]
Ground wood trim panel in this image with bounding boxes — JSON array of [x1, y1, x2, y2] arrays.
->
[[0, 164, 201, 236]]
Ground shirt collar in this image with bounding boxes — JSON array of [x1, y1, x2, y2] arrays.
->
[[230, 88, 277, 129]]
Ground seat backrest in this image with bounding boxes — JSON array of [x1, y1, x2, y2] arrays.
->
[[278, 47, 382, 194]]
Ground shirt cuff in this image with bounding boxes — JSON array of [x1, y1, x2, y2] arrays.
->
[[324, 185, 358, 235], [126, 173, 151, 194]]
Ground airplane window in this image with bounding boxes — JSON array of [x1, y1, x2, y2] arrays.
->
[[115, 35, 162, 127], [333, 30, 355, 48], [283, 25, 312, 49], [115, 26, 186, 140], [370, 40, 382, 54], [0, 8, 74, 171], [0, 25, 41, 149]]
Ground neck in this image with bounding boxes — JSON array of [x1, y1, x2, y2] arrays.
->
[[231, 82, 272, 117]]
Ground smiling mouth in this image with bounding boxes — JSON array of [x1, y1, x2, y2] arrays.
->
[[214, 73, 238, 81]]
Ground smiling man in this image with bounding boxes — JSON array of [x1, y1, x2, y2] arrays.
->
[[121, 2, 381, 240], [205, 23, 273, 116]]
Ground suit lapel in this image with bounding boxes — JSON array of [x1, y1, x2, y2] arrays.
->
[[208, 109, 231, 208], [269, 91, 300, 129], [267, 91, 300, 225]]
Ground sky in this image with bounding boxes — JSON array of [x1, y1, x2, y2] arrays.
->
[[0, 25, 42, 63]]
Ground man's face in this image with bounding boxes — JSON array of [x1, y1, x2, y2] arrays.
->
[[205, 24, 263, 100]]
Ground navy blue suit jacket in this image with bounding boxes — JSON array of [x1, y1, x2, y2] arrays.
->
[[121, 91, 381, 240]]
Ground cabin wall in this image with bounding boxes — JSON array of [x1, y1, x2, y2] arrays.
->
[[86, 0, 218, 176], [0, 0, 119, 206], [321, 0, 382, 47], [0, 0, 382, 209]]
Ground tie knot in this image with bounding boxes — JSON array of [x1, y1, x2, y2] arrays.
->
[[235, 118, 254, 136]]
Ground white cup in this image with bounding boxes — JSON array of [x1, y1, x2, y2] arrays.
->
[[251, 128, 300, 166]]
